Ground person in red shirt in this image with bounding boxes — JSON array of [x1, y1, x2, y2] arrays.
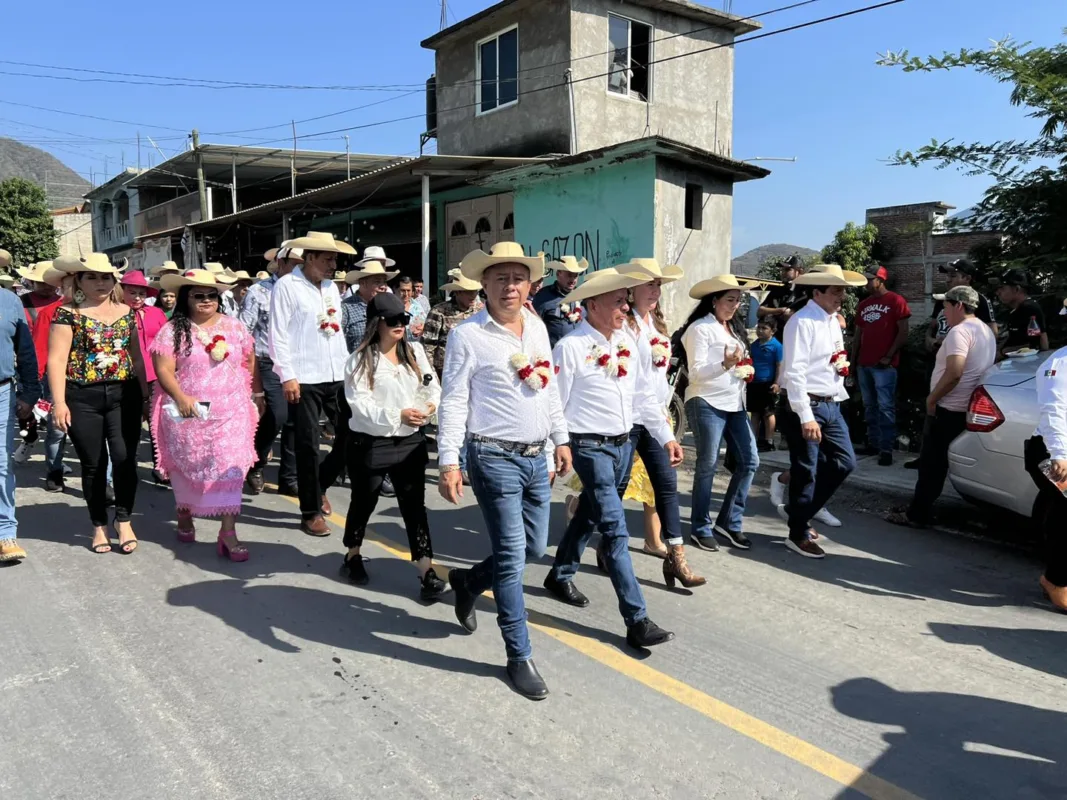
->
[[852, 266, 911, 466]]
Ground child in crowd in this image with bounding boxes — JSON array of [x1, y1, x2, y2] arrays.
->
[[748, 317, 783, 452]]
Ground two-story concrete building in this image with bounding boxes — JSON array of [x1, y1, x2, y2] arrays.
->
[[422, 0, 768, 326]]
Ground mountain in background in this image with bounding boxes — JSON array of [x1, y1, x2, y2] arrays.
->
[[731, 243, 819, 275], [0, 138, 91, 209]]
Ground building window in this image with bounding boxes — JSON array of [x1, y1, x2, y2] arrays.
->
[[685, 183, 703, 230], [474, 217, 492, 234], [608, 14, 652, 102], [450, 220, 467, 237], [502, 213, 514, 231], [477, 26, 519, 114]]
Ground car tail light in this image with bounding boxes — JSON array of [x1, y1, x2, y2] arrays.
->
[[966, 386, 1005, 432]]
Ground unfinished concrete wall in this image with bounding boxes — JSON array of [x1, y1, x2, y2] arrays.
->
[[569, 0, 735, 156], [52, 212, 93, 259], [434, 1, 573, 157], [655, 159, 733, 331]]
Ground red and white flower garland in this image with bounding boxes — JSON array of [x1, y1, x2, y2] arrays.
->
[[649, 336, 671, 369], [510, 353, 552, 391], [732, 357, 755, 383], [560, 302, 582, 324], [587, 342, 632, 378], [195, 326, 229, 362], [831, 350, 850, 377], [318, 306, 341, 337]]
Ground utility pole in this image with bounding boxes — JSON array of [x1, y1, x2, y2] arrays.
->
[[137, 132, 141, 170], [192, 128, 208, 222], [344, 135, 351, 179], [291, 120, 297, 197], [440, 0, 448, 29]]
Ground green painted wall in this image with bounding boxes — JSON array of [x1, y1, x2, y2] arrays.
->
[[514, 156, 656, 273]]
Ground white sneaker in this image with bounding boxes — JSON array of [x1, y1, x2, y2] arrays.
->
[[11, 441, 32, 464], [770, 472, 786, 507], [813, 507, 842, 527]]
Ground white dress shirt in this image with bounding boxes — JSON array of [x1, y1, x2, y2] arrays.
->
[[268, 267, 348, 385], [554, 320, 675, 447], [345, 343, 441, 438], [1035, 346, 1067, 461], [631, 313, 674, 409], [781, 299, 849, 425], [682, 315, 750, 413], [437, 306, 569, 467]]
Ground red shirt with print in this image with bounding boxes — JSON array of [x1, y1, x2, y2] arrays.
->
[[856, 291, 911, 367], [23, 293, 64, 379]]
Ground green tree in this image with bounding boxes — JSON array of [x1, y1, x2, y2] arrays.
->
[[0, 178, 59, 269], [879, 34, 1067, 280], [820, 221, 883, 272]]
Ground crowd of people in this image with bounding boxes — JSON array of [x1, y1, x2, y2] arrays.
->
[[0, 237, 1065, 701]]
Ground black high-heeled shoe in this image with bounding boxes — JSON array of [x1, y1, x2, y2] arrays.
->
[[152, 469, 170, 486]]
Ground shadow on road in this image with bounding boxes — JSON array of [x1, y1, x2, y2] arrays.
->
[[928, 622, 1067, 682], [831, 677, 1067, 800]]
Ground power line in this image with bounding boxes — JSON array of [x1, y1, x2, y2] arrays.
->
[[0, 99, 189, 135]]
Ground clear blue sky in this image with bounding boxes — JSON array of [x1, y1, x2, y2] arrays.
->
[[1, 0, 1061, 256]]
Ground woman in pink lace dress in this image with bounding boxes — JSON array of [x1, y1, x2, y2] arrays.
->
[[150, 270, 264, 561]]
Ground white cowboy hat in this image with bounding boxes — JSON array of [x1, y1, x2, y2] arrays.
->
[[16, 261, 57, 283], [55, 253, 124, 277], [148, 261, 181, 278], [562, 267, 651, 305], [460, 242, 546, 283], [230, 270, 255, 283], [345, 261, 399, 283], [688, 273, 757, 300], [264, 242, 305, 263], [285, 231, 357, 256], [255, 270, 270, 281], [617, 258, 683, 284], [793, 263, 867, 288], [355, 245, 395, 267], [0, 249, 10, 270], [333, 270, 349, 283], [441, 274, 481, 293], [546, 256, 589, 275], [202, 263, 238, 285], [160, 269, 222, 293]]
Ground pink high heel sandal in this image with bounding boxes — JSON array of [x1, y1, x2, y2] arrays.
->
[[177, 510, 196, 543], [217, 530, 249, 563]]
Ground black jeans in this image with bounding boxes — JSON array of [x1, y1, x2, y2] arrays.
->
[[629, 424, 683, 545], [318, 384, 351, 491], [291, 382, 341, 518], [1024, 437, 1067, 587], [907, 408, 967, 524], [343, 432, 432, 561], [253, 356, 288, 471], [65, 380, 143, 526]]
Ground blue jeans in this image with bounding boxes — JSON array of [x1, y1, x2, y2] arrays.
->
[[686, 398, 759, 536], [0, 383, 17, 541], [41, 385, 67, 475], [858, 365, 897, 454], [549, 437, 647, 627], [779, 399, 857, 540], [630, 425, 683, 546], [465, 440, 552, 662]]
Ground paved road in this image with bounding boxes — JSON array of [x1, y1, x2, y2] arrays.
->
[[2, 445, 1065, 800]]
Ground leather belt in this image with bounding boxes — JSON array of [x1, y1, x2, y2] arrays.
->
[[0, 377, 14, 387], [572, 432, 630, 447], [807, 394, 837, 403], [469, 434, 546, 457]]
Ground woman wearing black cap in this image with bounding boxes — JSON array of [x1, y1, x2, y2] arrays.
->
[[340, 292, 446, 600]]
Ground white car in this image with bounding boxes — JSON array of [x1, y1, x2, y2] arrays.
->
[[947, 352, 1049, 524]]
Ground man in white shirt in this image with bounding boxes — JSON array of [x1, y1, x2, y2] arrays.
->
[[544, 269, 683, 649], [437, 242, 572, 701], [778, 265, 865, 558], [268, 231, 355, 536]]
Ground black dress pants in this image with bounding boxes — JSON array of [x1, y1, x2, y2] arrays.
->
[[253, 356, 288, 471], [907, 408, 967, 524], [65, 380, 143, 526], [291, 382, 340, 518], [318, 384, 351, 491], [343, 431, 432, 561], [1024, 436, 1067, 587]]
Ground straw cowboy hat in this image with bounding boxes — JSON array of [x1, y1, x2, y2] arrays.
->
[[688, 273, 758, 300], [230, 270, 255, 284], [333, 270, 349, 283], [562, 267, 651, 305], [617, 258, 683, 284], [441, 274, 481, 293], [202, 263, 239, 285], [55, 253, 124, 277], [355, 245, 396, 268], [160, 269, 221, 293], [285, 231, 357, 256], [793, 263, 866, 288], [0, 273, 13, 289], [547, 256, 589, 275], [264, 242, 304, 263], [447, 267, 462, 280], [346, 261, 399, 283], [148, 261, 181, 278], [460, 242, 546, 283], [255, 270, 270, 281], [16, 261, 60, 284], [0, 249, 10, 270]]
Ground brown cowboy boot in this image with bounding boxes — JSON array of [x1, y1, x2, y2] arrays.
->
[[663, 545, 706, 588]]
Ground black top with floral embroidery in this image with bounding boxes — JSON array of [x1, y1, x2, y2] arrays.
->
[[52, 307, 136, 384]]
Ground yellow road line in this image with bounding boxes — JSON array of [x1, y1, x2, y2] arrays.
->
[[272, 488, 921, 800]]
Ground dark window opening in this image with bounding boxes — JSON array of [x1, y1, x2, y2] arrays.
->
[[502, 213, 514, 230], [685, 183, 703, 231], [608, 15, 652, 102], [450, 220, 467, 237], [474, 217, 492, 234], [479, 28, 519, 113]]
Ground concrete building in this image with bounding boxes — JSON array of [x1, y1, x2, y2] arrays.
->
[[51, 202, 93, 259], [866, 201, 1004, 319], [85, 168, 144, 269]]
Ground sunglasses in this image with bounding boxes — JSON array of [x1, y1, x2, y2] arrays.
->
[[381, 313, 411, 328], [191, 291, 220, 302]]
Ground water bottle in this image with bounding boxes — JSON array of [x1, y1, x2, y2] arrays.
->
[[413, 374, 435, 417], [1027, 316, 1041, 339], [1038, 459, 1067, 496]]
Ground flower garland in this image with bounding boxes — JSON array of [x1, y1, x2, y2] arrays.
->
[[587, 342, 631, 377], [732, 357, 755, 383], [831, 350, 850, 377], [195, 326, 229, 362], [318, 306, 340, 337], [649, 336, 671, 369], [615, 341, 631, 378], [510, 353, 552, 391], [560, 302, 582, 324]]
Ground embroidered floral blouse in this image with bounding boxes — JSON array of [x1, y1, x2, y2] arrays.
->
[[52, 307, 136, 384]]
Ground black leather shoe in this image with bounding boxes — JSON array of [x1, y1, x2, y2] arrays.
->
[[278, 483, 299, 497], [380, 476, 396, 498], [44, 472, 64, 493], [543, 574, 590, 607], [507, 659, 549, 701], [246, 468, 265, 495], [449, 568, 477, 633], [420, 568, 447, 602], [626, 618, 675, 649], [340, 553, 369, 585]]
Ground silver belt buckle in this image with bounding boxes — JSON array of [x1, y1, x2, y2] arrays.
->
[[522, 443, 541, 457]]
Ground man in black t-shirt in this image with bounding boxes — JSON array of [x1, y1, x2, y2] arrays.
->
[[758, 255, 805, 342], [997, 267, 1048, 354], [926, 259, 997, 352]]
